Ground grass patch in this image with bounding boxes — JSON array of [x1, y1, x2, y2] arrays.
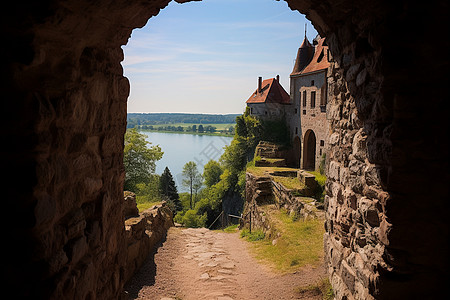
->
[[246, 165, 299, 177], [272, 175, 305, 190], [136, 195, 161, 212], [308, 170, 326, 186], [244, 209, 324, 273], [222, 224, 239, 233], [240, 229, 265, 241], [307, 170, 327, 202]]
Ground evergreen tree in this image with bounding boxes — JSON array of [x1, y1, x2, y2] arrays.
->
[[159, 167, 181, 212]]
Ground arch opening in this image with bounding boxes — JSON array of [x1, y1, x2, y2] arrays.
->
[[302, 129, 316, 170]]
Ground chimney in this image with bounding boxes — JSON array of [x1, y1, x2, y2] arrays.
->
[[258, 76, 262, 93], [276, 75, 280, 82]]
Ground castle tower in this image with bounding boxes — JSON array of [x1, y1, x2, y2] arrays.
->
[[291, 35, 314, 75], [289, 28, 330, 170]]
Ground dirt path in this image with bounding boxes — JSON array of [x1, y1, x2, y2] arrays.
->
[[124, 227, 325, 300]]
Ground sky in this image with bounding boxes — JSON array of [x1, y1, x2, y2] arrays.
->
[[122, 0, 318, 114]]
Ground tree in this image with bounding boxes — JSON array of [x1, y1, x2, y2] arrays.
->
[[135, 174, 161, 203], [123, 128, 163, 191], [203, 160, 223, 187], [159, 167, 182, 212], [198, 124, 204, 133], [178, 210, 207, 228], [235, 115, 248, 137], [182, 161, 203, 209]]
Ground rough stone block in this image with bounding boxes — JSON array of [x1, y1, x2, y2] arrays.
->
[[124, 191, 139, 219], [340, 260, 356, 294]]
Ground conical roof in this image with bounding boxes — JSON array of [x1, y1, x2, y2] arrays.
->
[[291, 36, 314, 76], [300, 37, 330, 74], [300, 36, 313, 49]]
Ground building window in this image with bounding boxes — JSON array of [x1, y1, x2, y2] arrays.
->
[[320, 86, 327, 112], [311, 80, 314, 86], [265, 111, 268, 115], [250, 107, 253, 114], [294, 108, 298, 114], [303, 110, 306, 115], [320, 91, 326, 106], [295, 127, 298, 134], [320, 140, 324, 146], [302, 91, 307, 107], [311, 91, 316, 108]]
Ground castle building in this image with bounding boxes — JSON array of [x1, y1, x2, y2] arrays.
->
[[289, 35, 331, 170], [245, 34, 331, 171], [246, 75, 291, 120]]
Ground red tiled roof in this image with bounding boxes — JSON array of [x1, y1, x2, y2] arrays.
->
[[298, 37, 330, 75], [246, 78, 290, 104]]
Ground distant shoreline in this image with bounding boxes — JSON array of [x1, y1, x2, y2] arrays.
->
[[128, 112, 238, 137], [137, 128, 234, 138]]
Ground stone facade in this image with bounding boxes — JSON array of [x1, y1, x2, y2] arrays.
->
[[288, 36, 330, 170], [247, 102, 287, 120], [2, 0, 448, 299]]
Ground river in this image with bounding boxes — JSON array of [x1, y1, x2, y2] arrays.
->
[[139, 131, 233, 192]]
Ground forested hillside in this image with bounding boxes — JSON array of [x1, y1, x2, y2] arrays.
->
[[127, 113, 240, 128]]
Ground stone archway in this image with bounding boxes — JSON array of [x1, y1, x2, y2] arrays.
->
[[302, 129, 316, 170], [293, 135, 301, 168], [2, 1, 448, 299]]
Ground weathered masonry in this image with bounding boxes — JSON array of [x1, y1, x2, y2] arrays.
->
[[1, 0, 448, 299], [289, 35, 331, 171]]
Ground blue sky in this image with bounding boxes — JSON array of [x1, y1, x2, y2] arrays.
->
[[122, 0, 317, 114]]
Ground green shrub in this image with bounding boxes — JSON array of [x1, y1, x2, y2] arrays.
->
[[177, 209, 207, 228], [240, 229, 265, 241]]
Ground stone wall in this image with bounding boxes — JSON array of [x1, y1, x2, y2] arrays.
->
[[2, 1, 174, 298], [245, 172, 273, 205], [1, 0, 448, 299], [124, 203, 174, 283], [319, 2, 450, 298], [244, 172, 319, 226]]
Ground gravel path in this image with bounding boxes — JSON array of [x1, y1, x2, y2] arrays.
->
[[123, 227, 325, 300]]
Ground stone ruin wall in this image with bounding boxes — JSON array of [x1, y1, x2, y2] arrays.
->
[[2, 0, 448, 299], [124, 195, 174, 284], [243, 172, 319, 236]]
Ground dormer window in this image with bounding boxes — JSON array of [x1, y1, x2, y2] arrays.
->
[[317, 49, 324, 62]]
